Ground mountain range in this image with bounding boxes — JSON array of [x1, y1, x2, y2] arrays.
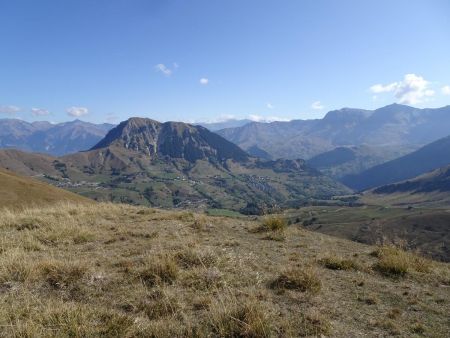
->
[[342, 135, 450, 191], [0, 117, 350, 212], [217, 104, 450, 160], [0, 119, 114, 156]]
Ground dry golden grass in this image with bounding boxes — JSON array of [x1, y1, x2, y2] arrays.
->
[[259, 216, 287, 232], [270, 266, 321, 294], [373, 245, 433, 277], [0, 202, 449, 337], [319, 256, 362, 271]]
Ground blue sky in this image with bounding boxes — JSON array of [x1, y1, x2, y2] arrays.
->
[[0, 0, 449, 124]]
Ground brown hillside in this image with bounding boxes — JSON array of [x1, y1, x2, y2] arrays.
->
[[0, 168, 90, 209], [0, 203, 448, 337]]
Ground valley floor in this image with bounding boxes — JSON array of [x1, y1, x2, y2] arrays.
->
[[0, 203, 449, 337]]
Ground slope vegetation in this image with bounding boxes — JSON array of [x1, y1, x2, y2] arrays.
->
[[0, 168, 89, 208], [0, 202, 448, 336]]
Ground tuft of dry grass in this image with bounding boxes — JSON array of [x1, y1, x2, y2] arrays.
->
[[138, 289, 181, 320], [174, 247, 217, 269], [259, 216, 287, 232], [38, 259, 88, 290], [373, 245, 433, 277], [294, 311, 332, 337], [137, 256, 179, 287], [209, 296, 273, 337], [270, 267, 321, 294], [0, 248, 35, 284], [319, 256, 361, 271]]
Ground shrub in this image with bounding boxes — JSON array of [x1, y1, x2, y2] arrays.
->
[[259, 216, 287, 232], [270, 267, 321, 294]]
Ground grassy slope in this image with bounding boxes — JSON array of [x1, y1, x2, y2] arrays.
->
[[0, 202, 448, 337], [284, 206, 450, 262], [0, 168, 89, 209]]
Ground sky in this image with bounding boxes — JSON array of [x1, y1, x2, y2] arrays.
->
[[0, 0, 450, 124]]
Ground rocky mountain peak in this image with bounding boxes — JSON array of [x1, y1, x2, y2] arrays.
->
[[91, 117, 249, 162]]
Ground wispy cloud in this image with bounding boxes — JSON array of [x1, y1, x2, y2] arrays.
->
[[266, 102, 274, 109], [199, 78, 209, 85], [311, 101, 324, 110], [155, 63, 178, 77], [442, 85, 450, 96], [105, 113, 120, 123], [248, 114, 290, 122], [0, 105, 21, 115], [67, 106, 89, 117], [31, 108, 50, 116], [370, 74, 434, 105]]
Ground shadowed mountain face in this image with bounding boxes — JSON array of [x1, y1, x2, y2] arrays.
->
[[217, 104, 450, 160], [342, 135, 450, 191], [307, 145, 417, 180], [373, 165, 450, 195], [0, 119, 114, 156], [0, 118, 350, 212], [360, 165, 450, 208]]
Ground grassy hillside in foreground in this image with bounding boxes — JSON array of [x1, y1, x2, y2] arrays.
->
[[0, 203, 448, 337], [0, 168, 89, 208]]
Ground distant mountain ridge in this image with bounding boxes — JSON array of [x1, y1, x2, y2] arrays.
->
[[0, 119, 114, 156], [198, 119, 253, 131], [342, 135, 450, 191], [217, 104, 450, 160]]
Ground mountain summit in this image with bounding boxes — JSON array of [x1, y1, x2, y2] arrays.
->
[[91, 117, 249, 163]]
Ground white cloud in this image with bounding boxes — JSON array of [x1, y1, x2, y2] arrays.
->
[[200, 78, 209, 85], [31, 108, 50, 116], [155, 63, 174, 76], [105, 113, 120, 123], [311, 101, 324, 110], [67, 106, 89, 117], [266, 102, 274, 109], [442, 85, 450, 96], [370, 82, 398, 93], [0, 105, 21, 114], [370, 74, 435, 105], [248, 114, 290, 122]]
